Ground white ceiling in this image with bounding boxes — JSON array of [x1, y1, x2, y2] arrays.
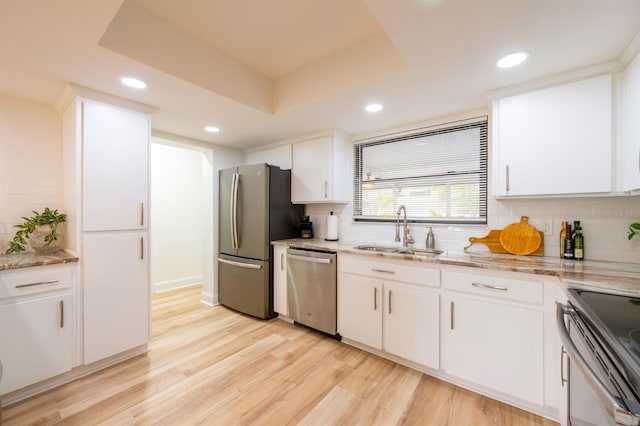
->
[[1, 0, 639, 150]]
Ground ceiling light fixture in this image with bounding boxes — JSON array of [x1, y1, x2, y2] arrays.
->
[[204, 126, 220, 133], [365, 103, 383, 113], [496, 51, 529, 69], [120, 77, 147, 89]]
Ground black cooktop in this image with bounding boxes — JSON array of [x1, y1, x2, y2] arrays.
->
[[569, 289, 640, 396]]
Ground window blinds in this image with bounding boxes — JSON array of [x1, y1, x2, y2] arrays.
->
[[353, 117, 488, 224]]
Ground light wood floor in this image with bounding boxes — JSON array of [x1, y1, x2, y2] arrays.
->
[[3, 285, 559, 425]]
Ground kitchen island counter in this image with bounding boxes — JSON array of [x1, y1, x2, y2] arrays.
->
[[273, 238, 640, 296], [0, 250, 79, 271]]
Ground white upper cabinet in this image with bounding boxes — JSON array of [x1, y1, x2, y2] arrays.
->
[[82, 100, 150, 231], [621, 52, 640, 192], [494, 75, 613, 197], [291, 130, 350, 203]]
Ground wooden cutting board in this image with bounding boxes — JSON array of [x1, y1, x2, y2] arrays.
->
[[464, 224, 544, 256], [499, 216, 542, 255]]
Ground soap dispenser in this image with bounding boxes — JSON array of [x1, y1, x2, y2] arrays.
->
[[426, 227, 435, 249]]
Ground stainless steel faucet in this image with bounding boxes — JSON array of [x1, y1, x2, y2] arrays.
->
[[395, 205, 414, 247]]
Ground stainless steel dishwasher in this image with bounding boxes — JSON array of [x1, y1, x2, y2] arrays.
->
[[286, 248, 338, 337]]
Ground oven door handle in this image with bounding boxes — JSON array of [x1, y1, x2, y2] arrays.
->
[[556, 303, 640, 426]]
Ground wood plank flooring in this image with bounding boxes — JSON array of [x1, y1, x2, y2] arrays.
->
[[2, 285, 559, 425]]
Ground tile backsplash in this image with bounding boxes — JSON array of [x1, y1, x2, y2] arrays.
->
[[306, 195, 640, 264], [0, 95, 63, 251]]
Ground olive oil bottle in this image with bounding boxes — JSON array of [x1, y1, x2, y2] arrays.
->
[[559, 221, 568, 258], [574, 221, 584, 261]]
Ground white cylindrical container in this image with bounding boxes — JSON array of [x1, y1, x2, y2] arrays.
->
[[326, 211, 339, 241]]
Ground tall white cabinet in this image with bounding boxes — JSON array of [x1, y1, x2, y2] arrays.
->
[[58, 85, 154, 365]]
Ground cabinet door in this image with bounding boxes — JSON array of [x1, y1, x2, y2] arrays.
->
[[383, 282, 439, 369], [0, 295, 72, 394], [83, 232, 149, 364], [622, 52, 640, 192], [292, 136, 332, 203], [338, 274, 382, 349], [495, 75, 612, 196], [273, 246, 288, 315], [441, 295, 544, 405], [82, 100, 149, 231]]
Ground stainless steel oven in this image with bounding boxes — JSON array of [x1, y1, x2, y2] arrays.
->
[[557, 289, 640, 425]]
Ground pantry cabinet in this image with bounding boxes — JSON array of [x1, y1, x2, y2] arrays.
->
[[493, 75, 612, 197], [0, 265, 74, 394], [273, 245, 288, 316], [59, 85, 154, 365], [441, 269, 545, 406], [338, 254, 440, 369], [291, 130, 350, 203]]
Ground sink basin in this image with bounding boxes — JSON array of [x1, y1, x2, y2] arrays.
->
[[397, 247, 444, 257], [352, 245, 443, 257], [352, 245, 400, 253]]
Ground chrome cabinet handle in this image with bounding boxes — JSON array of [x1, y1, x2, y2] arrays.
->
[[388, 290, 392, 314], [506, 164, 510, 192], [140, 202, 144, 226], [472, 282, 508, 291], [371, 268, 395, 274], [15, 280, 59, 289], [324, 181, 328, 199], [140, 237, 144, 260], [60, 300, 64, 328], [374, 287, 378, 310], [280, 253, 284, 271], [450, 301, 454, 330]]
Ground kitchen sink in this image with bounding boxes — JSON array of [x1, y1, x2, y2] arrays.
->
[[397, 247, 444, 256], [352, 245, 400, 253], [352, 245, 443, 257]]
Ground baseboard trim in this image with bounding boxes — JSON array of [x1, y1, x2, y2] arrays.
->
[[153, 275, 203, 293]]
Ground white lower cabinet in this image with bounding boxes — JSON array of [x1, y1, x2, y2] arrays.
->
[[83, 232, 149, 364], [338, 254, 440, 369], [441, 268, 547, 407], [0, 265, 74, 395], [441, 295, 544, 405], [273, 245, 288, 316]]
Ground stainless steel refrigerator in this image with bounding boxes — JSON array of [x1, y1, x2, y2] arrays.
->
[[218, 163, 303, 319]]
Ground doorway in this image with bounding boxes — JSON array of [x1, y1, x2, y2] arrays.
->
[[149, 136, 214, 303]]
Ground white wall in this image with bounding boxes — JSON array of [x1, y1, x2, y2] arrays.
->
[[150, 141, 205, 292], [0, 94, 63, 251], [246, 112, 640, 264]]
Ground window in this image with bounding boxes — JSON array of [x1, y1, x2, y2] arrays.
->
[[353, 117, 487, 224]]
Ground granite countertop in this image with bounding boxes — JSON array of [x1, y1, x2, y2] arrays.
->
[[274, 238, 640, 296], [0, 250, 79, 271]]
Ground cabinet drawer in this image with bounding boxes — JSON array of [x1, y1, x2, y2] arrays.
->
[[340, 254, 440, 288], [443, 270, 543, 304], [0, 266, 72, 300]]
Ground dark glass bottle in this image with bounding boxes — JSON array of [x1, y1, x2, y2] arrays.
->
[[563, 223, 574, 259], [574, 221, 584, 261]]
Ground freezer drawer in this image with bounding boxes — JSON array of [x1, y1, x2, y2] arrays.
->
[[217, 254, 272, 319]]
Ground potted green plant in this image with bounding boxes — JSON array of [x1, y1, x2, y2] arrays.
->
[[5, 208, 67, 254], [628, 223, 640, 240]]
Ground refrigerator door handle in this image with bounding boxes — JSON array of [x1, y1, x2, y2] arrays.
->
[[218, 257, 262, 270], [231, 173, 240, 249]]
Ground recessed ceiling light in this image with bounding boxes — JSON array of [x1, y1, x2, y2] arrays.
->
[[204, 126, 220, 133], [120, 77, 147, 89], [496, 51, 529, 69], [365, 103, 383, 113]]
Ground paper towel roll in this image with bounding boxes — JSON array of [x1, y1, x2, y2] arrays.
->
[[326, 212, 339, 241]]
